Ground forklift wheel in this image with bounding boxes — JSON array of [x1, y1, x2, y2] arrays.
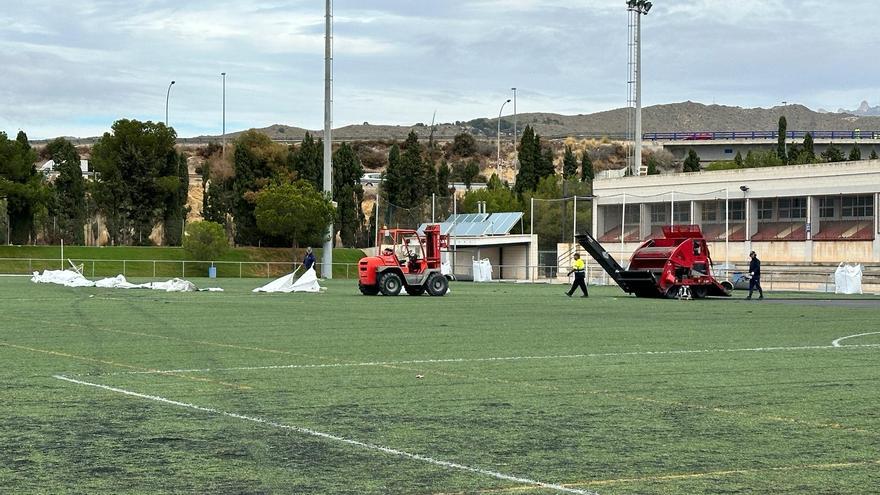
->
[[426, 274, 449, 296], [379, 272, 403, 296], [359, 283, 380, 296], [405, 285, 426, 296]]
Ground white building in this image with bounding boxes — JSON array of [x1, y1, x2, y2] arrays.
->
[[591, 160, 880, 265]]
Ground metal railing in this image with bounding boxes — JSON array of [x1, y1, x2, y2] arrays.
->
[[643, 130, 880, 141]]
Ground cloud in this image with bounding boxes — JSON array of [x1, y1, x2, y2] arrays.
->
[[1, 0, 878, 139]]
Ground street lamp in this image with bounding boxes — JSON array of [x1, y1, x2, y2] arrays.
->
[[497, 98, 511, 165], [511, 87, 517, 165], [165, 80, 176, 126], [221, 73, 227, 153]]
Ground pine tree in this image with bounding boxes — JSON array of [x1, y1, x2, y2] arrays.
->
[[45, 138, 86, 244], [292, 132, 323, 189], [821, 143, 845, 163], [436, 161, 451, 195], [777, 116, 788, 163], [803, 132, 815, 163], [683, 149, 702, 172], [580, 150, 594, 182], [734, 150, 744, 168], [562, 145, 577, 179], [848, 147, 861, 161], [332, 142, 365, 247], [537, 142, 555, 180], [870, 149, 878, 160], [514, 126, 538, 193], [394, 131, 426, 208], [383, 143, 403, 205]]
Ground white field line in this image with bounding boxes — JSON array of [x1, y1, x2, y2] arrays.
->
[[53, 375, 597, 495], [832, 332, 880, 347], [99, 342, 880, 376]]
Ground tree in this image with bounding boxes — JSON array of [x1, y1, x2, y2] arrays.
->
[[734, 151, 744, 168], [452, 159, 481, 190], [89, 120, 185, 245], [436, 161, 451, 195], [229, 130, 291, 245], [871, 149, 878, 160], [848, 147, 862, 161], [821, 144, 845, 163], [0, 131, 48, 243], [292, 132, 323, 189], [383, 143, 403, 205], [390, 131, 427, 208], [802, 133, 815, 162], [523, 175, 590, 249], [514, 126, 553, 193], [682, 148, 702, 172], [562, 145, 577, 179], [44, 138, 86, 244], [645, 156, 659, 175], [777, 116, 788, 163], [461, 184, 522, 214], [332, 142, 365, 247], [183, 221, 228, 260], [448, 132, 477, 158], [580, 150, 594, 183], [254, 180, 335, 248]]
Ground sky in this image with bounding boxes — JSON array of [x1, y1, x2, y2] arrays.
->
[[1, 0, 877, 139]]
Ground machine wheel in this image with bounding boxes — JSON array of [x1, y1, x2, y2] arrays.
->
[[359, 283, 380, 296], [379, 272, 403, 296], [691, 286, 708, 299], [720, 280, 734, 293], [426, 274, 449, 296], [663, 285, 680, 299], [405, 285, 426, 296]]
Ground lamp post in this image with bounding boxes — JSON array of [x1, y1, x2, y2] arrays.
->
[[322, 0, 334, 278], [165, 80, 176, 126], [626, 0, 652, 176], [221, 73, 226, 153], [497, 98, 511, 165], [511, 87, 517, 166]]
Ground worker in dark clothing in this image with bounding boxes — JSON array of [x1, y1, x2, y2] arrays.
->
[[303, 247, 316, 271], [566, 253, 588, 297], [746, 250, 763, 300]]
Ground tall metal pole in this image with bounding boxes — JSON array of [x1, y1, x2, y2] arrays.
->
[[621, 193, 626, 260], [165, 80, 176, 126], [670, 191, 675, 228], [511, 87, 517, 169], [633, 11, 642, 176], [221, 73, 226, 153], [497, 99, 511, 165], [322, 0, 334, 278], [725, 187, 730, 271]]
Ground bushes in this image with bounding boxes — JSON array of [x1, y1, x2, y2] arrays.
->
[[183, 221, 228, 260]]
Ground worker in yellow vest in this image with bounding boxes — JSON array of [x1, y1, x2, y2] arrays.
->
[[566, 253, 588, 297]]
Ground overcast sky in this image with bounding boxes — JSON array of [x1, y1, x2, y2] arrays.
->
[[1, 0, 877, 139]]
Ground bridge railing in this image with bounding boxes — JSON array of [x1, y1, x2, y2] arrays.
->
[[643, 130, 880, 141]]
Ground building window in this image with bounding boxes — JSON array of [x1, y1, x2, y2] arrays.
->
[[819, 197, 835, 219], [702, 202, 718, 222], [842, 195, 873, 218], [650, 204, 668, 224], [673, 203, 690, 223], [778, 197, 806, 220], [757, 199, 774, 220], [724, 148, 734, 154], [624, 204, 640, 224], [729, 200, 745, 221]]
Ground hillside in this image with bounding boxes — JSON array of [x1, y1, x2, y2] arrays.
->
[[190, 102, 880, 142]]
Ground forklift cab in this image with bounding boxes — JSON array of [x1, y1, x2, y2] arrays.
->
[[379, 229, 426, 274]]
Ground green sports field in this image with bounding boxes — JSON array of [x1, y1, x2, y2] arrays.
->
[[2, 276, 879, 494]]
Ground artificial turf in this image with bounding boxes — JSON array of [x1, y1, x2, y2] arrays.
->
[[1, 276, 879, 494]]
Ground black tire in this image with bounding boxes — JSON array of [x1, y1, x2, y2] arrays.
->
[[691, 286, 708, 299], [426, 274, 449, 296], [405, 285, 426, 296], [379, 272, 403, 296], [663, 285, 680, 299], [359, 283, 380, 296]]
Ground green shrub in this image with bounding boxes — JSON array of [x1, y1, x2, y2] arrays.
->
[[183, 221, 228, 260]]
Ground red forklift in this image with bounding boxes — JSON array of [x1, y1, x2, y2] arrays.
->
[[358, 224, 450, 296]]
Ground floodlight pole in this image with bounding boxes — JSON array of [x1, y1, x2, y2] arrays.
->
[[627, 0, 651, 176], [670, 191, 675, 228], [529, 197, 534, 281], [725, 187, 730, 272], [322, 0, 334, 278], [221, 72, 226, 154], [511, 87, 517, 169]]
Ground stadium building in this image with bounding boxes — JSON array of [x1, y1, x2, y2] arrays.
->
[[591, 159, 880, 268]]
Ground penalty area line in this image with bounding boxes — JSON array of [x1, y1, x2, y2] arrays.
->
[[52, 375, 598, 495]]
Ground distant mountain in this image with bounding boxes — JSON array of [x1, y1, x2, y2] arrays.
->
[[837, 100, 880, 117]]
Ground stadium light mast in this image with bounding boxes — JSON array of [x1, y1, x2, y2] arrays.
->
[[627, 0, 652, 176], [322, 0, 334, 278]]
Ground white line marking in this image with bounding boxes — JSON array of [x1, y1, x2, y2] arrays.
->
[[832, 332, 880, 347], [53, 375, 597, 495], [100, 343, 880, 376]]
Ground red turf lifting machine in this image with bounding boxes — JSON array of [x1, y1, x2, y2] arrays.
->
[[577, 225, 732, 298]]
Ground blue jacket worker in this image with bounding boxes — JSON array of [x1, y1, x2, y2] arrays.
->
[[746, 250, 763, 300], [566, 253, 589, 297], [303, 247, 316, 271]]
